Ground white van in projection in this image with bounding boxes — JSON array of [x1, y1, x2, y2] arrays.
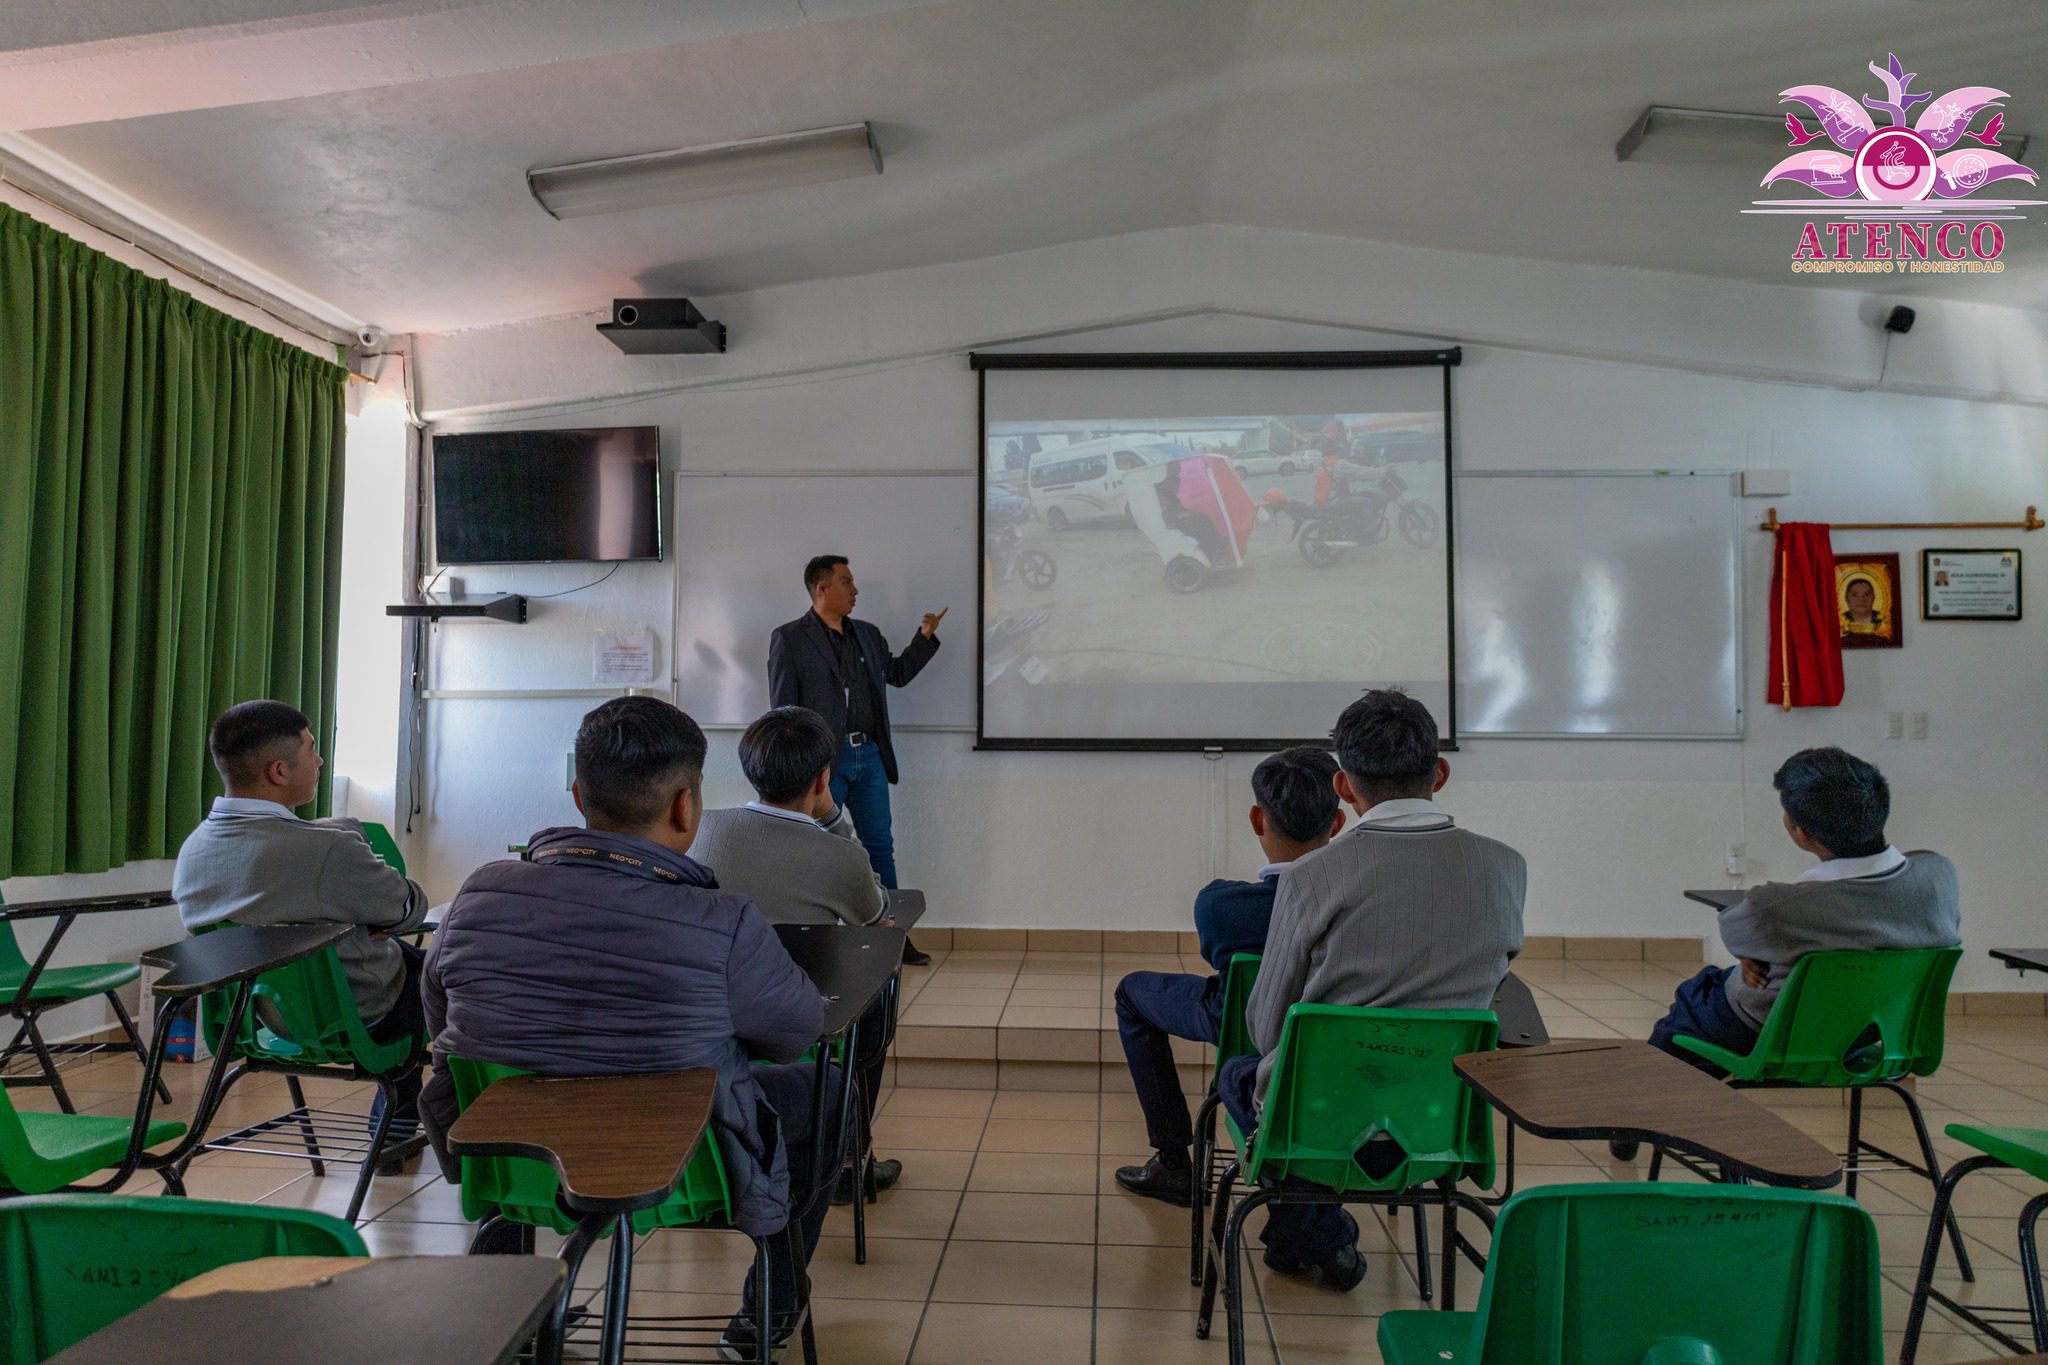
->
[[1026, 436, 1179, 529]]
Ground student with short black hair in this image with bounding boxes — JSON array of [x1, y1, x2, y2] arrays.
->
[[691, 705, 902, 1202], [422, 697, 838, 1359], [1114, 749, 1351, 1203], [1221, 690, 1526, 1291], [1112, 746, 1343, 1206], [1617, 747, 1959, 1158], [174, 700, 429, 1140]]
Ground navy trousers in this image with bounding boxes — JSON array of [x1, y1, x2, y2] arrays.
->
[[1648, 965, 1763, 1077], [742, 1061, 846, 1322], [1113, 970, 1221, 1157], [1217, 1052, 1360, 1263]]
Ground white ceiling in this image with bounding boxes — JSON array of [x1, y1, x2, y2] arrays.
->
[[13, 0, 2048, 334]]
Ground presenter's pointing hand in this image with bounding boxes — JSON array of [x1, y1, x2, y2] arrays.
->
[[920, 607, 948, 638]]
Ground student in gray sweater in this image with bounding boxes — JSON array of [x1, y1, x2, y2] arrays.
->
[[173, 701, 428, 1133], [1621, 748, 1960, 1154], [1220, 690, 1527, 1292], [692, 708, 888, 929], [690, 705, 901, 1200]]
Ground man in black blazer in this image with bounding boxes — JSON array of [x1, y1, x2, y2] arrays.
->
[[768, 555, 943, 962]]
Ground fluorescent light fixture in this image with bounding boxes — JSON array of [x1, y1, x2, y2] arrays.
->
[[527, 122, 882, 219], [1617, 104, 2029, 166], [1616, 106, 1790, 164]]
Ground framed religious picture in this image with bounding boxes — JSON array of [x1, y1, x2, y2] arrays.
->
[[1923, 549, 2022, 621], [1835, 555, 1903, 648]]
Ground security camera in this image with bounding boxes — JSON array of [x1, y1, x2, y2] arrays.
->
[[1882, 306, 1915, 334], [355, 327, 383, 349]]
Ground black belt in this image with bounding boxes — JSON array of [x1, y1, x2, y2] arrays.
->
[[845, 730, 870, 747]]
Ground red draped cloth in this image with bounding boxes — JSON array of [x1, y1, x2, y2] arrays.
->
[[1768, 521, 1844, 709]]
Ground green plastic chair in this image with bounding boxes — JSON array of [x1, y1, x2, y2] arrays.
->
[[1378, 1183, 1884, 1365], [1655, 946, 1971, 1278], [0, 895, 159, 1115], [357, 821, 406, 873], [447, 1056, 732, 1235], [184, 941, 423, 1223], [1900, 1122, 2048, 1361], [1197, 1004, 1499, 1365], [0, 1192, 364, 1363], [447, 1057, 812, 1365], [1189, 954, 1261, 1283], [0, 1084, 184, 1196]]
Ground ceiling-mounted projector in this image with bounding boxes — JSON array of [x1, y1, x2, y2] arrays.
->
[[597, 297, 726, 355]]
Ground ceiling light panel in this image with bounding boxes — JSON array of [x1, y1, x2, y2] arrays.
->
[[528, 122, 883, 219]]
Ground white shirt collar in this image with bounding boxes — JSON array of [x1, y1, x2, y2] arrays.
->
[[1353, 797, 1455, 830], [1796, 845, 1907, 883], [742, 800, 821, 827], [210, 795, 303, 821], [1255, 862, 1290, 880]]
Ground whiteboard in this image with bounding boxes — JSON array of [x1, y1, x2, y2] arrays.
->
[[1454, 472, 1743, 738], [671, 473, 978, 728]]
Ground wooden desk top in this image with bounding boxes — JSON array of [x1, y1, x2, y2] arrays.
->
[[138, 924, 351, 997], [1490, 972, 1549, 1049], [446, 1069, 716, 1214], [46, 1256, 565, 1365], [1455, 1040, 1842, 1189], [775, 923, 907, 1036], [1683, 888, 1743, 910], [1991, 947, 2048, 974]]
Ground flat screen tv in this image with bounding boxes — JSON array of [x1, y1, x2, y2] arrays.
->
[[432, 426, 662, 564]]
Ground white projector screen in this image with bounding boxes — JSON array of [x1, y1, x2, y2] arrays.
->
[[975, 352, 1458, 749]]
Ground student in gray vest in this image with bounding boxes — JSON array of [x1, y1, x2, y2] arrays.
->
[[1220, 690, 1527, 1292], [692, 705, 902, 1201], [1612, 746, 1960, 1160], [173, 700, 428, 1146]]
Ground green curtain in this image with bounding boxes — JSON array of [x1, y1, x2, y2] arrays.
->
[[0, 203, 347, 878]]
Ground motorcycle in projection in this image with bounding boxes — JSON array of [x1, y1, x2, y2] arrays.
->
[[989, 521, 1056, 589], [1263, 470, 1441, 569], [987, 486, 1056, 590]]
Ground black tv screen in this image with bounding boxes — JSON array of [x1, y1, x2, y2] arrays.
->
[[432, 426, 662, 564]]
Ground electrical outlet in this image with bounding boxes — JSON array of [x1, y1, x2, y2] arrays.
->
[[1910, 711, 1929, 741], [1725, 843, 1745, 877], [1886, 711, 1904, 740]]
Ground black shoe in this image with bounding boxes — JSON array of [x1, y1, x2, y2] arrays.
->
[[901, 939, 932, 967], [717, 1316, 793, 1363], [374, 1130, 429, 1176], [1608, 1137, 1641, 1162], [1262, 1243, 1367, 1292], [1114, 1154, 1193, 1207], [835, 1156, 906, 1205]]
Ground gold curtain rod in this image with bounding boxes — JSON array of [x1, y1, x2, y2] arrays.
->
[[1759, 506, 2044, 534]]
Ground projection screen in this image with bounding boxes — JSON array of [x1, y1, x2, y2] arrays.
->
[[974, 351, 1459, 749]]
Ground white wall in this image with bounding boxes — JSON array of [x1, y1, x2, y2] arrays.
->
[[407, 228, 2048, 995]]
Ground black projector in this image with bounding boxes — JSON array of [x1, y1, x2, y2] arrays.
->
[[596, 297, 726, 355]]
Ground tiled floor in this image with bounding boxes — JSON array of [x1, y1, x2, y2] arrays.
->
[[23, 951, 2048, 1363]]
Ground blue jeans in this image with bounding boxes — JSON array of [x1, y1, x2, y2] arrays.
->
[[829, 739, 897, 890], [1217, 1052, 1360, 1263], [1114, 971, 1221, 1157], [1648, 965, 1762, 1077]]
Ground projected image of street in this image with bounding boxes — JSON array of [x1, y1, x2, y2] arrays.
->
[[981, 405, 1451, 743]]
